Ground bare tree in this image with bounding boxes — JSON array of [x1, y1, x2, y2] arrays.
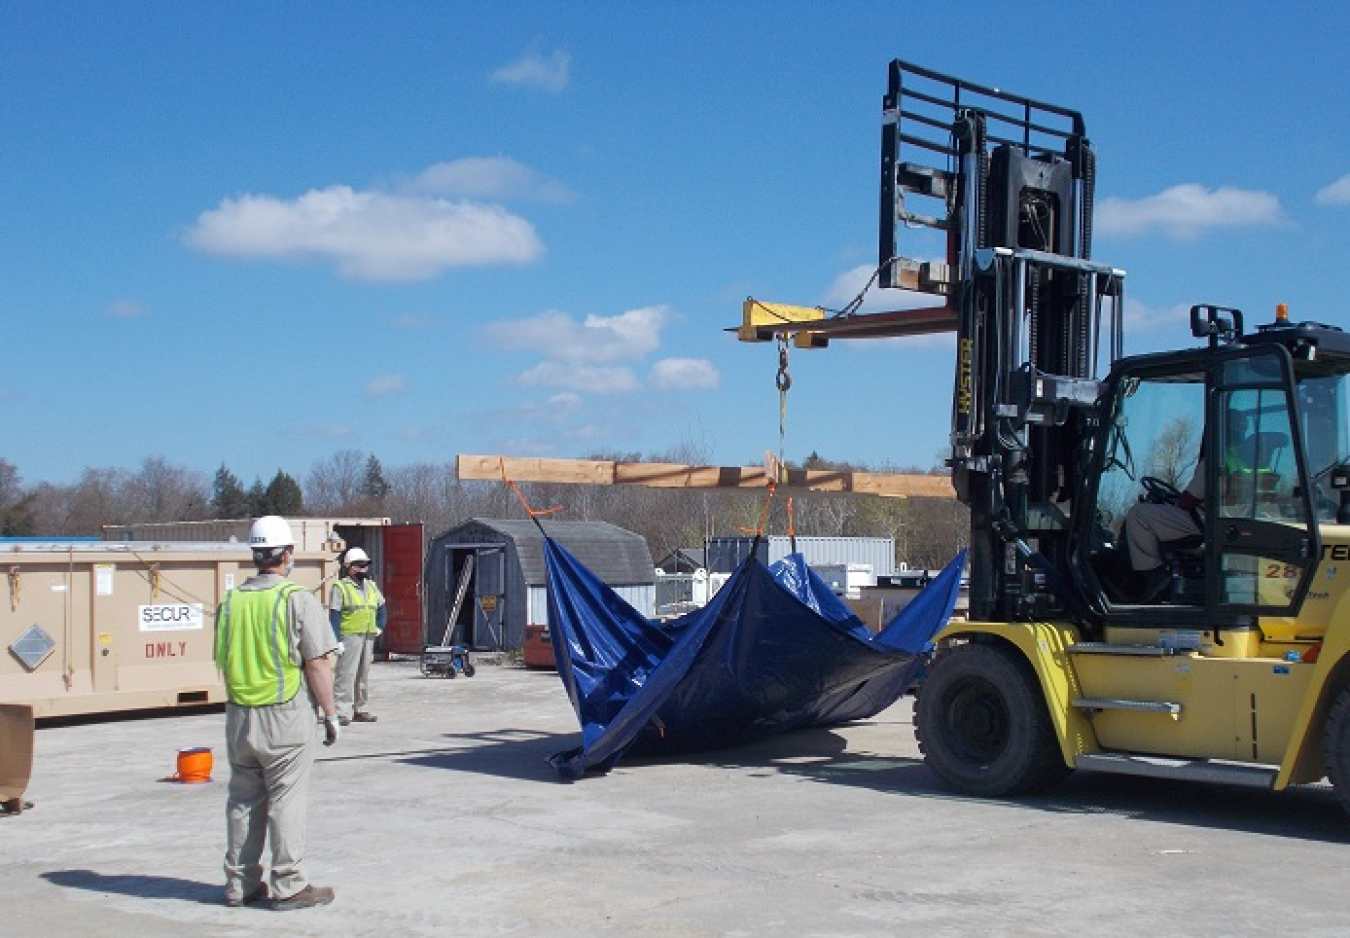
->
[[0, 458, 35, 535], [49, 467, 129, 535], [385, 462, 470, 538], [122, 456, 210, 522], [304, 450, 367, 514], [1148, 416, 1201, 489], [898, 494, 970, 570]]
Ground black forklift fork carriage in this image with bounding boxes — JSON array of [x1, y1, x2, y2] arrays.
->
[[879, 59, 1124, 624]]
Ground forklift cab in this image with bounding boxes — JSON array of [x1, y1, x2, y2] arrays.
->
[[1073, 309, 1349, 630]]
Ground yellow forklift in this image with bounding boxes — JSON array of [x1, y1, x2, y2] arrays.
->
[[739, 60, 1350, 810]]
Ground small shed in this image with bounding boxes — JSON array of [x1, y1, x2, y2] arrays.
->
[[424, 518, 655, 652], [656, 547, 707, 574]]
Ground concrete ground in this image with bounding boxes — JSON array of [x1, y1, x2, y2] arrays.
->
[[3, 658, 1350, 937]]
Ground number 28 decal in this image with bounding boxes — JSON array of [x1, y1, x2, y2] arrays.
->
[[1265, 563, 1300, 579]]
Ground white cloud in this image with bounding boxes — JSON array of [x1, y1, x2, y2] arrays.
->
[[472, 396, 647, 457], [402, 157, 574, 203], [517, 362, 639, 394], [491, 49, 570, 93], [1315, 174, 1350, 206], [365, 374, 405, 396], [649, 358, 720, 390], [1096, 184, 1284, 239], [483, 306, 671, 363], [1120, 298, 1196, 336], [185, 185, 543, 281]]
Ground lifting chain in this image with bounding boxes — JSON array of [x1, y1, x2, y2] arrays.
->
[[775, 336, 792, 393]]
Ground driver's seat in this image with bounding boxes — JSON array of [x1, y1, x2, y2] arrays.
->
[[1159, 534, 1205, 604]]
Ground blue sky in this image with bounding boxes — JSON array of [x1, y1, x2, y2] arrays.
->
[[4, 2, 1348, 487]]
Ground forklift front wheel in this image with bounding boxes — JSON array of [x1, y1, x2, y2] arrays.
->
[[463, 662, 477, 678], [1322, 684, 1350, 816], [915, 641, 1069, 797]]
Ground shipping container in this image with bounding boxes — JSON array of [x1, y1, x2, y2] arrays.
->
[[0, 541, 334, 718], [102, 518, 425, 656], [704, 536, 896, 577], [813, 563, 877, 599]]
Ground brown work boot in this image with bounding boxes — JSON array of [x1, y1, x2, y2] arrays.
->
[[351, 712, 377, 723], [224, 882, 269, 908], [271, 884, 335, 911]]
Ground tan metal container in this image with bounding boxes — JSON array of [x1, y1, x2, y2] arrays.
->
[[0, 542, 335, 718], [102, 517, 387, 552], [0, 703, 34, 810]]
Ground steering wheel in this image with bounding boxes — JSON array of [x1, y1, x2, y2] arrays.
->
[[1140, 475, 1182, 505]]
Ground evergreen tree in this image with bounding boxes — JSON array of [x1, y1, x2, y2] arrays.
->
[[262, 470, 304, 515], [210, 464, 252, 518], [246, 478, 268, 516], [362, 454, 391, 504]]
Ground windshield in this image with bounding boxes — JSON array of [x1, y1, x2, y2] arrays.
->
[[1299, 369, 1350, 522], [1095, 373, 1204, 539]]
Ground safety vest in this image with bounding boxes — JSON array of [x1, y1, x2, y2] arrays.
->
[[1226, 444, 1253, 475], [214, 583, 303, 707], [337, 578, 384, 635]]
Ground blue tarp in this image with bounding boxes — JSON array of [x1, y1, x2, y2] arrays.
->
[[545, 538, 967, 779]]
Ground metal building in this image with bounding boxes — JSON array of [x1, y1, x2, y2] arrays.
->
[[424, 519, 655, 652], [704, 535, 896, 577]]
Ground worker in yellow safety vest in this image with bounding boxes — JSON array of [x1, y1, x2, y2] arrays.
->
[[1123, 409, 1271, 602], [328, 546, 386, 725], [214, 515, 340, 912]]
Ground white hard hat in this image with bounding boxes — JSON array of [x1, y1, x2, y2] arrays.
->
[[345, 547, 370, 565], [248, 516, 295, 550]]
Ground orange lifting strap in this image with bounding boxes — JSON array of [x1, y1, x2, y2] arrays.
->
[[499, 458, 564, 519]]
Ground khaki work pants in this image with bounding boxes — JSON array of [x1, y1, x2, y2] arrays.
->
[[1124, 502, 1201, 571], [335, 632, 377, 720], [223, 693, 318, 902]]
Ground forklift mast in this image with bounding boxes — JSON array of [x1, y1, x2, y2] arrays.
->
[[878, 60, 1126, 622]]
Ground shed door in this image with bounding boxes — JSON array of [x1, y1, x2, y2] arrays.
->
[[474, 547, 505, 650], [381, 524, 424, 655]]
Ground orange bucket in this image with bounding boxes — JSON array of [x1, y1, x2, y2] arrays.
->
[[175, 747, 213, 784]]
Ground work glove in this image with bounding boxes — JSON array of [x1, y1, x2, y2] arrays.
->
[[322, 715, 341, 746]]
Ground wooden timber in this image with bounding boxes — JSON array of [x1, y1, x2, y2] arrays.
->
[[456, 455, 955, 499]]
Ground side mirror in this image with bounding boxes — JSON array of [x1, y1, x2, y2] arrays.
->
[[1190, 305, 1244, 345], [1331, 464, 1350, 525]]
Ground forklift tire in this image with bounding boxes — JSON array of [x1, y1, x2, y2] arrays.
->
[[463, 663, 477, 678], [1322, 685, 1350, 816], [445, 668, 457, 679], [915, 642, 1070, 797]]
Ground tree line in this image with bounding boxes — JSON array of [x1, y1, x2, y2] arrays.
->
[[0, 448, 969, 570]]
